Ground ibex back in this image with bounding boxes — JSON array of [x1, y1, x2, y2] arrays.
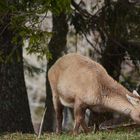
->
[[48, 53, 140, 134]]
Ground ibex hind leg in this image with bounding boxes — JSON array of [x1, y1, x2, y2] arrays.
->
[[49, 80, 64, 134], [73, 99, 90, 135]]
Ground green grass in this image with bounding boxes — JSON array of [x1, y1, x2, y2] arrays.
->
[[0, 129, 140, 140]]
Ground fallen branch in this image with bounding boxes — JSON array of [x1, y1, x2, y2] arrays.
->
[[99, 122, 137, 130]]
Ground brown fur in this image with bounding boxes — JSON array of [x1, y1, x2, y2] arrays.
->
[[48, 53, 140, 134]]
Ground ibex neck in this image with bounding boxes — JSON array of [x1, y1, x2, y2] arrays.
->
[[101, 74, 131, 97], [102, 94, 134, 116]]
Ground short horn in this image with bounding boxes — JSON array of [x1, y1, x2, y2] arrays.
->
[[133, 90, 140, 97]]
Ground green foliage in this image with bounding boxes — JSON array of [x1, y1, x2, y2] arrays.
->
[[0, 0, 71, 60], [51, 0, 71, 14], [70, 0, 140, 43], [0, 51, 4, 62], [0, 1, 8, 12], [102, 0, 140, 41], [24, 59, 45, 77], [25, 30, 52, 59]]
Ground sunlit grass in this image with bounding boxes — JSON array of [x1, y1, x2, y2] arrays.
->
[[0, 128, 140, 140]]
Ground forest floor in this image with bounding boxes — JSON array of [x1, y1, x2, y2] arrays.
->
[[0, 128, 140, 140]]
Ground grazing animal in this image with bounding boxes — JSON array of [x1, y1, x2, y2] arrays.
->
[[48, 53, 140, 134]]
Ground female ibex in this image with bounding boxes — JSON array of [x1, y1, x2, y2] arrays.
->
[[48, 53, 140, 134]]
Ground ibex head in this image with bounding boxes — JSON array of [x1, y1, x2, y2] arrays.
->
[[126, 90, 140, 124]]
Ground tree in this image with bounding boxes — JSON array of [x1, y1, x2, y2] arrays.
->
[[0, 14, 33, 132], [43, 12, 68, 132]]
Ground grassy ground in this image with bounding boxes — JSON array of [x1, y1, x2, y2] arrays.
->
[[0, 128, 140, 140]]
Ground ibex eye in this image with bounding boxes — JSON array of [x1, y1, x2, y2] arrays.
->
[[135, 100, 140, 105]]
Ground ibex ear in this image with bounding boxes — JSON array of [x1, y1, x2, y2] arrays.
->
[[126, 94, 140, 106], [133, 90, 140, 97]]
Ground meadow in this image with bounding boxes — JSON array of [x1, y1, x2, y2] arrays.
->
[[1, 128, 140, 140]]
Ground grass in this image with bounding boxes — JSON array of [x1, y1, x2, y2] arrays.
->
[[0, 128, 140, 140]]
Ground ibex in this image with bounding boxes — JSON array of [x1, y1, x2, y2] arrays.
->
[[48, 53, 140, 134]]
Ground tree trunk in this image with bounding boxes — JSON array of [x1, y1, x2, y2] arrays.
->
[[0, 15, 33, 133], [43, 12, 68, 132]]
